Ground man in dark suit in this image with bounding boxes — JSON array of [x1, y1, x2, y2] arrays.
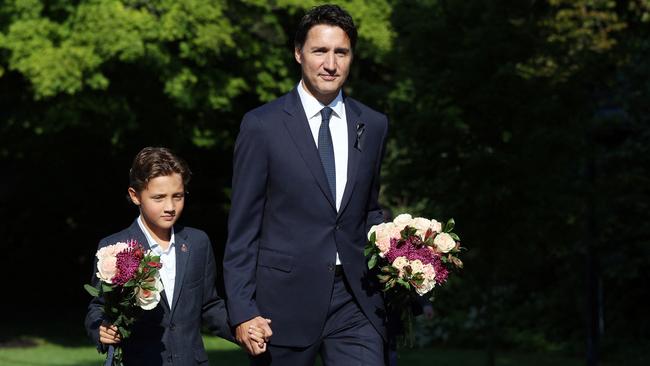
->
[[223, 4, 388, 365]]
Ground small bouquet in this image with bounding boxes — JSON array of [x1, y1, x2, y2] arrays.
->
[[365, 213, 464, 344], [84, 240, 163, 366]]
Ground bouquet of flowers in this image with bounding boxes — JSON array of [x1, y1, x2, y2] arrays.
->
[[84, 240, 163, 366], [365, 213, 464, 344]]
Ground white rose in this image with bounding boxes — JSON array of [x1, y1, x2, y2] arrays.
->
[[95, 242, 129, 284], [430, 219, 442, 233], [416, 278, 436, 296], [410, 259, 424, 275], [412, 217, 432, 237], [392, 256, 409, 272], [433, 232, 456, 253], [393, 214, 413, 232], [368, 224, 380, 240], [135, 275, 163, 310]]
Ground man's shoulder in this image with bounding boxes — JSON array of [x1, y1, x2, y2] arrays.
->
[[345, 96, 388, 125], [244, 90, 293, 121]]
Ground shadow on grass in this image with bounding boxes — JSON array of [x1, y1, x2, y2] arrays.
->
[[2, 307, 93, 348]]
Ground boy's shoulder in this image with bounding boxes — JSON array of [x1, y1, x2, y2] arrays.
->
[[175, 225, 210, 242]]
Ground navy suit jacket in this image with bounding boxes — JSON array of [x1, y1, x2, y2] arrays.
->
[[85, 219, 233, 365], [223, 88, 388, 347]]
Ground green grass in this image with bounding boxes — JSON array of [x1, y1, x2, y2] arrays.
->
[[1, 314, 642, 366], [0, 334, 596, 366]]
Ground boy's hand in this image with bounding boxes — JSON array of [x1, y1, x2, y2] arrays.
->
[[99, 322, 122, 344], [236, 316, 272, 355]]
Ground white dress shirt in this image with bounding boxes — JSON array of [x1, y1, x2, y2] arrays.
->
[[297, 81, 348, 265], [137, 216, 176, 308]]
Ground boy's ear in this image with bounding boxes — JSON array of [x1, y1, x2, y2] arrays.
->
[[127, 187, 141, 205]]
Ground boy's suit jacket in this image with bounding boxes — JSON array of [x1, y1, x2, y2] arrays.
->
[[224, 87, 388, 347], [85, 219, 233, 365]]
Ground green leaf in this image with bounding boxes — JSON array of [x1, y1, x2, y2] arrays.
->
[[102, 283, 113, 293], [364, 242, 375, 257], [397, 278, 411, 289], [368, 254, 378, 269], [449, 232, 460, 241], [369, 231, 376, 243], [84, 284, 100, 297], [444, 218, 455, 232]]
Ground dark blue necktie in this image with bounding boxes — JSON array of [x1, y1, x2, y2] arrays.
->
[[318, 107, 336, 201]]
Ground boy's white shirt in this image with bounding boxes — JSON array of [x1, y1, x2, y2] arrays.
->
[[137, 215, 176, 308]]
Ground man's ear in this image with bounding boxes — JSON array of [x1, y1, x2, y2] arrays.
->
[[127, 187, 141, 206], [294, 47, 303, 64]]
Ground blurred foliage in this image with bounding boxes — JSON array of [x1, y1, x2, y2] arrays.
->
[[0, 0, 648, 361]]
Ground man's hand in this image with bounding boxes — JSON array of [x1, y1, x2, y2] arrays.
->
[[236, 316, 272, 355], [99, 322, 122, 345]]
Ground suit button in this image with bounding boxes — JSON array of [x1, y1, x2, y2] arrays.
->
[[335, 225, 341, 230], [328, 263, 334, 271], [167, 356, 172, 362], [170, 323, 175, 331]]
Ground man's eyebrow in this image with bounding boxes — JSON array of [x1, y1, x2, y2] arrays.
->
[[310, 46, 329, 51], [334, 47, 350, 53]]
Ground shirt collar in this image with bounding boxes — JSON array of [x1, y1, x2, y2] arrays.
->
[[137, 215, 175, 253], [296, 80, 345, 120]]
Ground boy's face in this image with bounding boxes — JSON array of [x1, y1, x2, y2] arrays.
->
[[128, 173, 185, 235]]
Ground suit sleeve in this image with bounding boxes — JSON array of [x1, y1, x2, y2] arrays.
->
[[366, 115, 389, 233], [201, 235, 236, 342], [222, 111, 268, 327], [84, 241, 107, 353]]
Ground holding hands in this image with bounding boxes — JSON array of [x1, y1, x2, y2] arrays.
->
[[236, 316, 273, 355], [101, 318, 272, 357]]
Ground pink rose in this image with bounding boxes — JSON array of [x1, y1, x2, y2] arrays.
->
[[96, 242, 129, 284], [374, 222, 398, 256], [416, 264, 437, 295], [135, 275, 163, 310]]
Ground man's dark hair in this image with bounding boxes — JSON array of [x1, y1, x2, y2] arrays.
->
[[129, 147, 191, 193], [294, 4, 357, 50]]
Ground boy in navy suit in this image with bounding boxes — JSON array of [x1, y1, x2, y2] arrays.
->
[[85, 147, 268, 365]]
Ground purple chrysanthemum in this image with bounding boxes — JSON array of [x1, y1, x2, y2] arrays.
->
[[112, 242, 144, 286], [431, 255, 449, 284], [385, 236, 437, 265]]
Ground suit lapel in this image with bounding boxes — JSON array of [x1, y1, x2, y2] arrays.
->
[[282, 89, 337, 210], [170, 226, 190, 315], [338, 97, 362, 217]]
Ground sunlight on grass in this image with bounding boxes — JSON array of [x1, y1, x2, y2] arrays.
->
[[0, 334, 602, 366], [0, 336, 244, 366]]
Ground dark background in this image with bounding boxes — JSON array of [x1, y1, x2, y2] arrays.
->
[[1, 1, 648, 365]]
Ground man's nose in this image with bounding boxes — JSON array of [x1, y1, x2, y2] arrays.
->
[[323, 52, 336, 72], [164, 198, 175, 211]]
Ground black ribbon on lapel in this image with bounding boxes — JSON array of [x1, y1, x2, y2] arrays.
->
[[355, 122, 365, 151]]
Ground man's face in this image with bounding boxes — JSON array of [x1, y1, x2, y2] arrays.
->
[[295, 24, 352, 105], [128, 173, 185, 238]]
